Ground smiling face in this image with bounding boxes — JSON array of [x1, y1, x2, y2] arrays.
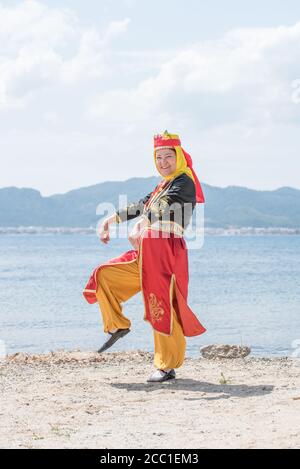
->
[[155, 148, 177, 177]]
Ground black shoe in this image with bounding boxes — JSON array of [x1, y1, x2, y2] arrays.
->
[[147, 369, 176, 383], [97, 328, 130, 353]]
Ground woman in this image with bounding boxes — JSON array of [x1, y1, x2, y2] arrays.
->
[[83, 131, 206, 383]]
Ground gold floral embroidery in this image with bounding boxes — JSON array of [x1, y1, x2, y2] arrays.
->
[[148, 293, 165, 322]]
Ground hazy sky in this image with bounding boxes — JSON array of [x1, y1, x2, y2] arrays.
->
[[0, 0, 300, 195]]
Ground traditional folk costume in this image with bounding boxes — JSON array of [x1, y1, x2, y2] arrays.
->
[[83, 131, 206, 381]]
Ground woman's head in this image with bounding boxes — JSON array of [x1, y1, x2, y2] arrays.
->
[[153, 130, 205, 203], [155, 147, 177, 177]]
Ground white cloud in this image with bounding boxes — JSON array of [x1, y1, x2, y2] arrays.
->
[[43, 111, 60, 124], [88, 21, 300, 129], [0, 2, 299, 193], [102, 18, 131, 44], [0, 0, 76, 48], [0, 0, 130, 108], [60, 30, 107, 83]]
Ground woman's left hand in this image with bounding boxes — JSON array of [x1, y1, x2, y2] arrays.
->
[[128, 218, 148, 250]]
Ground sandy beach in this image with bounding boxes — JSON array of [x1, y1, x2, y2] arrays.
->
[[0, 350, 300, 449]]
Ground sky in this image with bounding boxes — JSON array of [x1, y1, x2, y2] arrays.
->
[[0, 0, 300, 195]]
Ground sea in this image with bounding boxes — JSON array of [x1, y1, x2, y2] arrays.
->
[[0, 233, 299, 358]]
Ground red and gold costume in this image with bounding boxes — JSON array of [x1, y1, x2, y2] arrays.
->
[[83, 131, 206, 370]]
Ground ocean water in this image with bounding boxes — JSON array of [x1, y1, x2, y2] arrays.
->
[[0, 234, 299, 358]]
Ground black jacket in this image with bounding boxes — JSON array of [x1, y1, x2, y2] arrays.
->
[[116, 173, 196, 230]]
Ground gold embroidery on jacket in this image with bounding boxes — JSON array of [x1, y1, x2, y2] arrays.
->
[[148, 293, 165, 322], [145, 181, 171, 212]]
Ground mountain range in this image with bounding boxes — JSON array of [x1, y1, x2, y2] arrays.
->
[[0, 177, 300, 228]]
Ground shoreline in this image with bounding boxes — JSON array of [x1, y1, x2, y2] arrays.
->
[[1, 350, 300, 449], [1, 226, 300, 235]]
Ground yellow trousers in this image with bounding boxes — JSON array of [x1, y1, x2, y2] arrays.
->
[[95, 258, 186, 370]]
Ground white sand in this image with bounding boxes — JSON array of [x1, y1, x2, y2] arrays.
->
[[0, 350, 300, 449]]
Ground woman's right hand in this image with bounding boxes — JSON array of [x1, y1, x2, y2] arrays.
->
[[98, 214, 118, 244], [99, 220, 110, 244]]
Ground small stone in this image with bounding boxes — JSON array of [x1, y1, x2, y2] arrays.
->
[[200, 344, 251, 359]]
